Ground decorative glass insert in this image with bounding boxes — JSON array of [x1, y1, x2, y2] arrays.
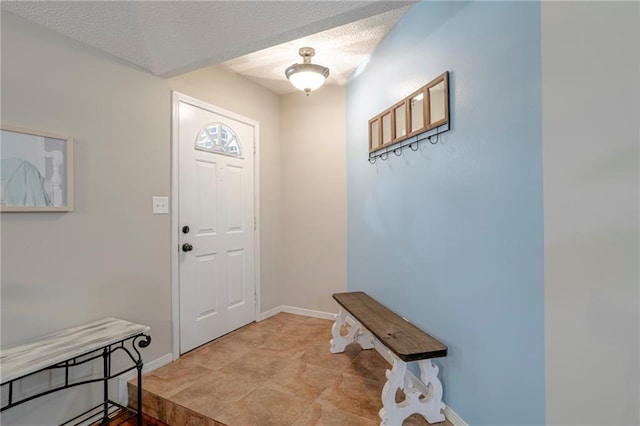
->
[[195, 123, 242, 157]]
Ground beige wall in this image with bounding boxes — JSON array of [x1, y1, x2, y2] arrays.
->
[[0, 12, 172, 355], [0, 13, 284, 346], [280, 86, 347, 313], [0, 9, 347, 425], [0, 12, 172, 424], [542, 2, 639, 424], [0, 12, 282, 423]]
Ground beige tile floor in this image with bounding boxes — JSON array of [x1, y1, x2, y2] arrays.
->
[[130, 313, 451, 426]]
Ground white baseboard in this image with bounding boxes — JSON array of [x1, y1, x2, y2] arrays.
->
[[117, 353, 173, 405], [257, 305, 282, 321], [443, 405, 468, 426], [257, 305, 336, 321], [281, 305, 336, 320], [372, 340, 467, 426]]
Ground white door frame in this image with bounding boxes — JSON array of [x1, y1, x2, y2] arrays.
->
[[170, 91, 261, 360]]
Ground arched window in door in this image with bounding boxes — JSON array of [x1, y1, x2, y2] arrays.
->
[[195, 123, 242, 157]]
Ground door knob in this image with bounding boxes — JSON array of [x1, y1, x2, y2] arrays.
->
[[182, 243, 193, 252]]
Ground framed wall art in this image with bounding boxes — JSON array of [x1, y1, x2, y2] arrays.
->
[[0, 126, 74, 212]]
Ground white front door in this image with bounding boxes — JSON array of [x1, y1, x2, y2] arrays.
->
[[177, 97, 256, 354]]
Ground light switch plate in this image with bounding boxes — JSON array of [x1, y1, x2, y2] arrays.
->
[[153, 196, 169, 214]]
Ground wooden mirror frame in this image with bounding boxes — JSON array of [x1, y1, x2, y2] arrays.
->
[[392, 100, 409, 143], [425, 71, 449, 131], [380, 109, 394, 148], [368, 71, 449, 154], [368, 117, 381, 152]]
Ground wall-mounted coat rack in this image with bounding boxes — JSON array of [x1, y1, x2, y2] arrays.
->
[[368, 122, 450, 163], [368, 71, 450, 163]]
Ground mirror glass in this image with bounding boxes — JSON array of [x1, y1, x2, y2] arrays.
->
[[394, 104, 407, 140], [370, 119, 380, 150], [410, 93, 424, 132], [381, 112, 392, 145], [429, 81, 446, 124]]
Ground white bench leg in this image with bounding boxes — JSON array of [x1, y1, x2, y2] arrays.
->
[[379, 357, 446, 425], [419, 359, 446, 423], [330, 307, 374, 353]]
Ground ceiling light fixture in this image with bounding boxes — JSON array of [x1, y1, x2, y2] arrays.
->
[[285, 47, 330, 95]]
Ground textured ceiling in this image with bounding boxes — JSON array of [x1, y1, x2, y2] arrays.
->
[[222, 6, 410, 95], [2, 1, 414, 81]]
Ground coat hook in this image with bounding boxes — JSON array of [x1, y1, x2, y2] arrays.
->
[[429, 127, 440, 144]]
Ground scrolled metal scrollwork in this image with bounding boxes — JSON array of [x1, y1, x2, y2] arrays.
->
[[136, 334, 151, 348], [132, 334, 152, 360]]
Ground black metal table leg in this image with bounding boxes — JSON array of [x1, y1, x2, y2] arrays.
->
[[102, 348, 109, 425], [132, 334, 150, 426], [137, 361, 143, 426]]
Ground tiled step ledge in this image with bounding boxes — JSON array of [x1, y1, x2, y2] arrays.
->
[[119, 306, 467, 426]]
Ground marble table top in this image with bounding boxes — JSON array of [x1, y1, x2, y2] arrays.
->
[[0, 317, 150, 384]]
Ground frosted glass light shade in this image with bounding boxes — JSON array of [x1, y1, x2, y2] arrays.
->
[[288, 70, 326, 92], [285, 62, 330, 93]]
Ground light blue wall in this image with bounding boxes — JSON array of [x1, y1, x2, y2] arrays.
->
[[346, 2, 544, 424]]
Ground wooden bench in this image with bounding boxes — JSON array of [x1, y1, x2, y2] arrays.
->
[[330, 292, 448, 425]]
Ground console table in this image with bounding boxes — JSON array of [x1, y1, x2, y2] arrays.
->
[[0, 318, 151, 425]]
